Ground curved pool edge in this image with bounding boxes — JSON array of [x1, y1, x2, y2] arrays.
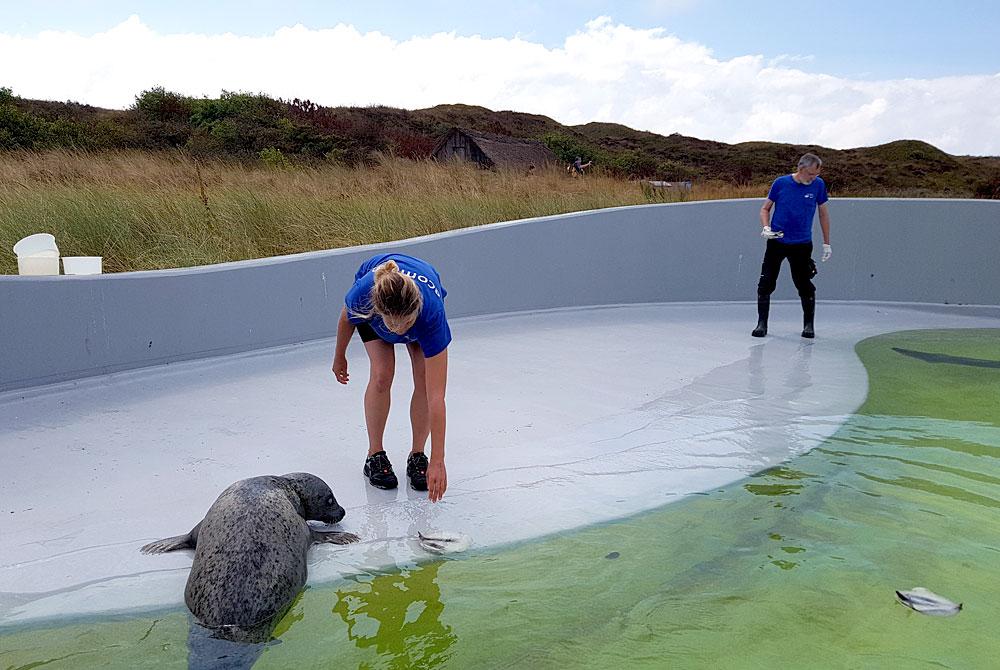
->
[[3, 301, 998, 627]]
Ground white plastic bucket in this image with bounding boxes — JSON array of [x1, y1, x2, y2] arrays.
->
[[13, 233, 59, 257], [17, 255, 60, 275], [62, 256, 103, 275]]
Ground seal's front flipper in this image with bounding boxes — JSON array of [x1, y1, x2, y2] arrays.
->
[[312, 529, 360, 545], [140, 533, 194, 554]]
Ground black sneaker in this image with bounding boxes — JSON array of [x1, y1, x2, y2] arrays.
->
[[364, 451, 398, 489], [406, 452, 429, 491]]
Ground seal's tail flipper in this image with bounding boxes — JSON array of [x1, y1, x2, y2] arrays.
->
[[312, 530, 360, 545], [140, 533, 194, 554]]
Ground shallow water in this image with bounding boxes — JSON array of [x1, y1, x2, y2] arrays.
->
[[2, 328, 998, 669]]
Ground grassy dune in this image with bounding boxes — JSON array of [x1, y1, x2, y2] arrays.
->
[[0, 150, 762, 274]]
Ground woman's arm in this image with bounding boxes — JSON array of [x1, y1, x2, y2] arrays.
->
[[424, 348, 448, 502], [332, 307, 355, 384]]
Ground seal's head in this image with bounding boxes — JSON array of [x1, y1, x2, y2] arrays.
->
[[280, 472, 346, 524]]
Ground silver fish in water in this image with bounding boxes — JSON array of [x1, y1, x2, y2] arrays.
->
[[418, 530, 471, 554], [895, 587, 962, 616]]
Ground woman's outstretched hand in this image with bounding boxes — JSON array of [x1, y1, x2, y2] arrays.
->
[[427, 459, 447, 502]]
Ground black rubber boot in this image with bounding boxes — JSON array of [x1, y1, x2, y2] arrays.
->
[[801, 295, 816, 339], [751, 295, 769, 337]]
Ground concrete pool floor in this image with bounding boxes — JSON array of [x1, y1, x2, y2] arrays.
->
[[2, 301, 998, 627]]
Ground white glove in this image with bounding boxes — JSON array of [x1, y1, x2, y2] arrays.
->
[[761, 226, 783, 239], [821, 244, 832, 262]]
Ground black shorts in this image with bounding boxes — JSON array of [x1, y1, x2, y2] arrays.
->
[[356, 322, 381, 343]]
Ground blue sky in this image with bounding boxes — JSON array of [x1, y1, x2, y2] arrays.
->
[[4, 0, 998, 79], [2, 1, 999, 154]]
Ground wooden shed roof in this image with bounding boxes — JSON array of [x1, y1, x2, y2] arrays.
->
[[432, 128, 557, 168]]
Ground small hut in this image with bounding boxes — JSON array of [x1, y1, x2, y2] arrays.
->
[[431, 128, 557, 170]]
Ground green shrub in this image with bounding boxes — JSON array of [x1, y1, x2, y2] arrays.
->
[[542, 132, 595, 164], [608, 150, 659, 179], [133, 87, 193, 123], [259, 147, 292, 170], [658, 159, 697, 181], [188, 91, 290, 155], [973, 174, 1000, 199], [0, 94, 70, 149]]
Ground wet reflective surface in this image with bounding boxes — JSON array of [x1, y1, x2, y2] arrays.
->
[[2, 309, 999, 667], [2, 302, 887, 622]]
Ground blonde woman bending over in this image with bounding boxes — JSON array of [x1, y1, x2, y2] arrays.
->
[[333, 254, 451, 502]]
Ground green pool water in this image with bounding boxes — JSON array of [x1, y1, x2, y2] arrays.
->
[[3, 329, 999, 669]]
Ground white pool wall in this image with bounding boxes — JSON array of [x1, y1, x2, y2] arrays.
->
[[2, 198, 998, 392]]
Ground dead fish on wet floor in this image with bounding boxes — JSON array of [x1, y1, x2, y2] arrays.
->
[[418, 530, 471, 554], [895, 587, 962, 616]]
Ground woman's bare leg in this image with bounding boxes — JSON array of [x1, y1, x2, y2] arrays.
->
[[364, 339, 395, 456], [406, 342, 430, 454]]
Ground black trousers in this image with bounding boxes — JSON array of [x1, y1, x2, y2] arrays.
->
[[757, 240, 815, 299]]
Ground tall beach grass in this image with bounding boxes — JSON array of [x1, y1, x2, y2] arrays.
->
[[0, 150, 763, 274]]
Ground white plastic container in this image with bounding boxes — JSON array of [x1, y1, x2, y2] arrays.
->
[[13, 233, 59, 257], [17, 255, 60, 275], [62, 256, 103, 275]]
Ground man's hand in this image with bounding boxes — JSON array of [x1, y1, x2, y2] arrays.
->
[[332, 354, 349, 384], [822, 244, 832, 262], [427, 459, 447, 503], [761, 226, 784, 239]]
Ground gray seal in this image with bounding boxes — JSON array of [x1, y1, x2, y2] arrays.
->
[[141, 472, 359, 642]]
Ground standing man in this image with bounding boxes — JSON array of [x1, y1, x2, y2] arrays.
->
[[753, 153, 831, 339]]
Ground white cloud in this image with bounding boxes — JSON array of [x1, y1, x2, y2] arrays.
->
[[2, 15, 998, 155]]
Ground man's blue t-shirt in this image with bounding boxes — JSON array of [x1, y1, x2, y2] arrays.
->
[[766, 175, 829, 244], [345, 253, 451, 358]]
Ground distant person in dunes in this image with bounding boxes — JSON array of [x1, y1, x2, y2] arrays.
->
[[753, 153, 831, 339], [332, 254, 450, 502], [568, 156, 592, 176]]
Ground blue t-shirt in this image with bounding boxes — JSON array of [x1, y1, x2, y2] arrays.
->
[[345, 253, 451, 358], [766, 175, 829, 244]]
